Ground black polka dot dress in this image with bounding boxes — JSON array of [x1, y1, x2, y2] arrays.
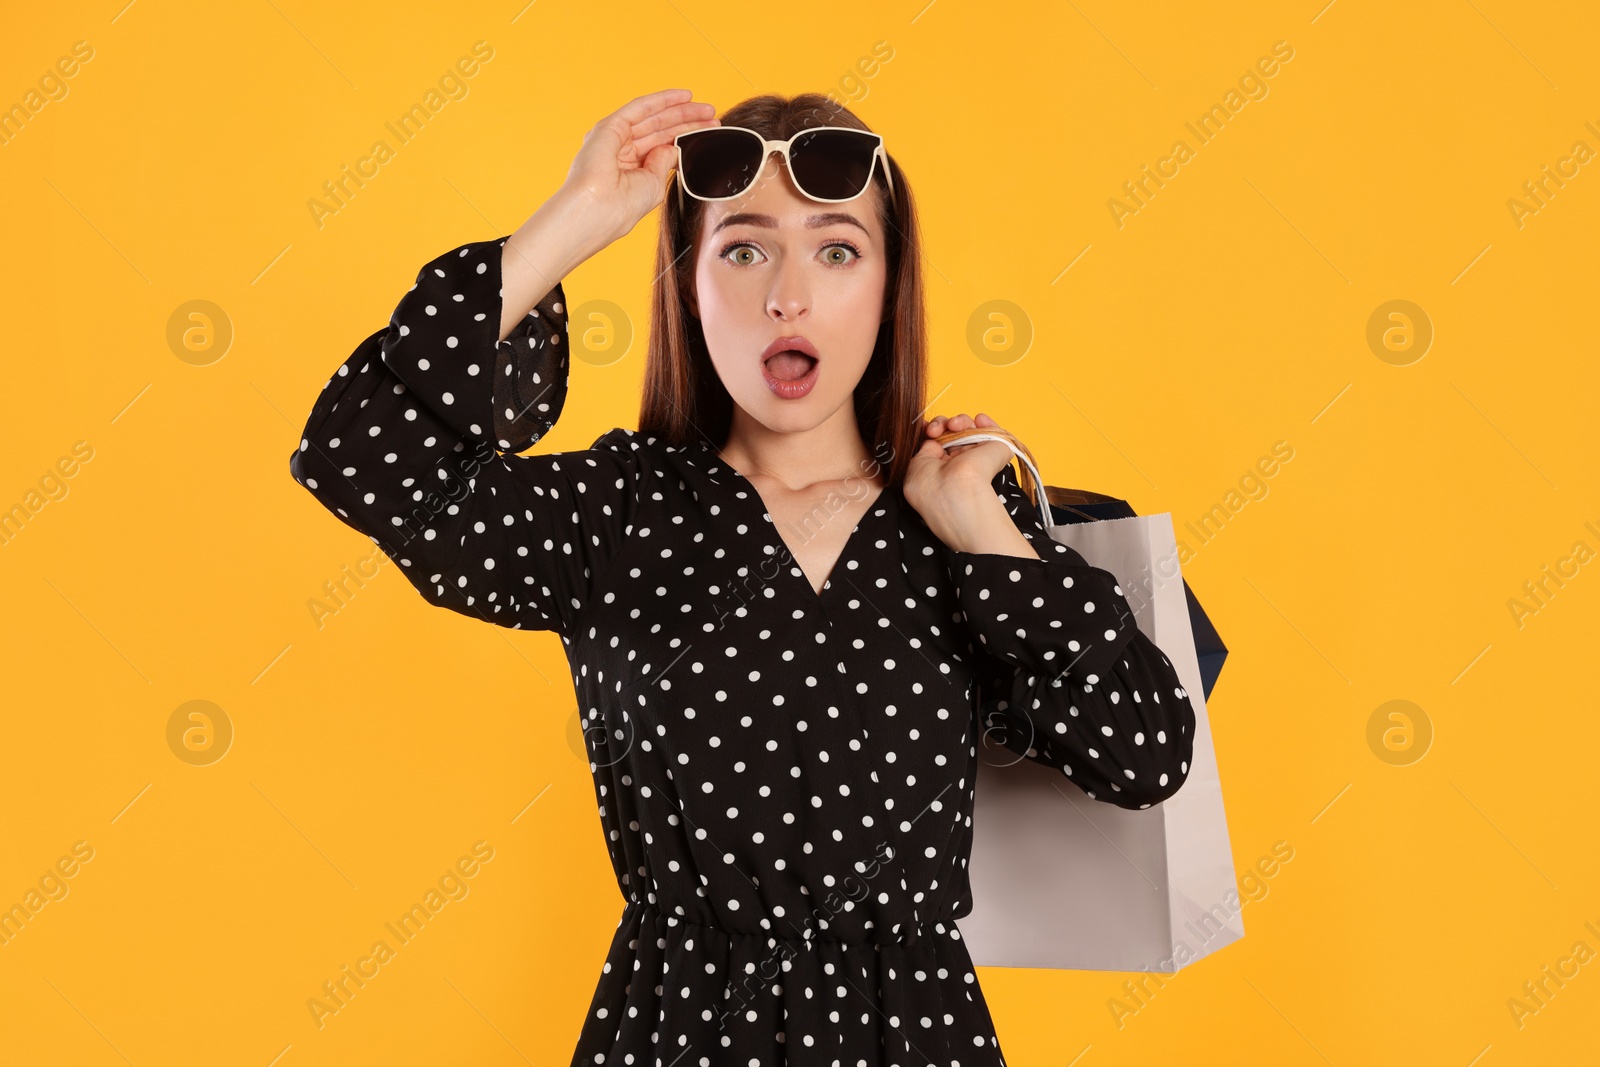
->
[[289, 235, 1198, 1067]]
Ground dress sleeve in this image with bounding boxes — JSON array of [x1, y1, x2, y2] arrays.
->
[[288, 234, 639, 637], [941, 463, 1197, 809]]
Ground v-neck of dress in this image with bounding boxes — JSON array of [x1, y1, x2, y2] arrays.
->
[[698, 441, 893, 603]]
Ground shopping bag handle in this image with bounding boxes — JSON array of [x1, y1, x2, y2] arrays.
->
[[934, 426, 1057, 531]]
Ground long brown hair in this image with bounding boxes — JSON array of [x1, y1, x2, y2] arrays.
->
[[637, 93, 927, 488]]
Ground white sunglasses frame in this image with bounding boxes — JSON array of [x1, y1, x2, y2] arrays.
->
[[672, 125, 895, 210]]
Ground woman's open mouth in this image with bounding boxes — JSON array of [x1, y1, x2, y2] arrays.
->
[[761, 349, 820, 399]]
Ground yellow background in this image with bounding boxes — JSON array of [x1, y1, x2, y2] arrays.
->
[[3, 1, 1597, 1063]]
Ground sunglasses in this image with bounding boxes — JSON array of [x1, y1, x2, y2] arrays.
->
[[673, 125, 895, 208]]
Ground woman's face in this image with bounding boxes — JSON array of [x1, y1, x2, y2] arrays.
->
[[689, 153, 889, 436]]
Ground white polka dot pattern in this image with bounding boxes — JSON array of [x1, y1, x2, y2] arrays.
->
[[289, 235, 1198, 1066], [289, 240, 639, 637]]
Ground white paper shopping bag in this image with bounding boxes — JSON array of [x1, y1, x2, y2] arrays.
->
[[942, 432, 1242, 973]]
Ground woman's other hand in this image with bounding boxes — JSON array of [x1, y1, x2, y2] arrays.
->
[[904, 412, 1040, 559]]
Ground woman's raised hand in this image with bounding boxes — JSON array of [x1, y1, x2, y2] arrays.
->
[[563, 88, 720, 244], [497, 90, 718, 341]]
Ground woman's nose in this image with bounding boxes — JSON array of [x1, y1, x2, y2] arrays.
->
[[767, 294, 808, 320], [766, 261, 810, 321]]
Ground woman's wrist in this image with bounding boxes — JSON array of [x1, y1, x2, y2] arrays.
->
[[923, 482, 1041, 559], [940, 512, 1041, 558], [497, 189, 619, 341]]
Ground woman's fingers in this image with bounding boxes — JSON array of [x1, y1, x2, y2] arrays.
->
[[928, 414, 974, 432], [632, 116, 718, 159], [603, 90, 713, 156], [611, 88, 694, 126], [928, 412, 994, 453], [928, 412, 1005, 437], [630, 101, 717, 140]]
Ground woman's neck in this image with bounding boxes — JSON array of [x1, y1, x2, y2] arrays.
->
[[716, 409, 885, 492]]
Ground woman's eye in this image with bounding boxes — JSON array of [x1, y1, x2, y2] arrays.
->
[[822, 243, 860, 265], [721, 243, 765, 266]]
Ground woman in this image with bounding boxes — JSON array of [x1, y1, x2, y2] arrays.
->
[[289, 87, 1197, 1066]]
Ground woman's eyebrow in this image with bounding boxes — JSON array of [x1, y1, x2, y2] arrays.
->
[[712, 211, 869, 236]]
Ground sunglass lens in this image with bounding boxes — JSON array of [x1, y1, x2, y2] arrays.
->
[[678, 128, 763, 199], [788, 129, 879, 201]]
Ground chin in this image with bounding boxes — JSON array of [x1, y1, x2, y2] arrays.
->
[[738, 388, 844, 432]]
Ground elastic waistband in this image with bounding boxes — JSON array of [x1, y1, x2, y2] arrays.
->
[[627, 897, 955, 951]]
